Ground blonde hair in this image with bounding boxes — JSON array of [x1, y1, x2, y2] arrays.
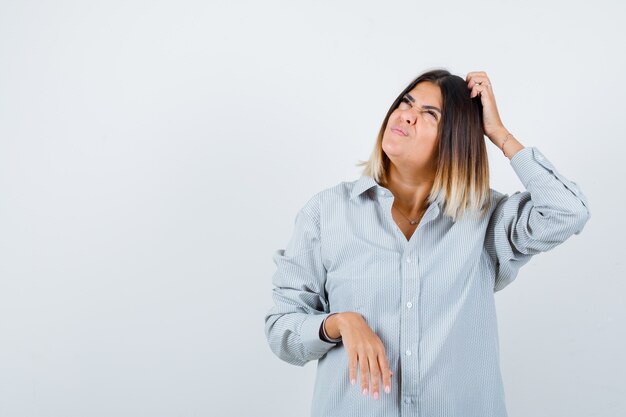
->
[[356, 68, 492, 222]]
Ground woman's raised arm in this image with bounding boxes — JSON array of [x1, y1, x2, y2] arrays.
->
[[484, 146, 591, 292]]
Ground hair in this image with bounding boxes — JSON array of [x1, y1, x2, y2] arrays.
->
[[356, 68, 492, 222]]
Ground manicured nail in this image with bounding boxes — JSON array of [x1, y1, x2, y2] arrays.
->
[[373, 391, 379, 400], [351, 378, 356, 385], [362, 388, 368, 395], [384, 385, 391, 394]]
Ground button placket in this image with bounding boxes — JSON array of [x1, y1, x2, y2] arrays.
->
[[401, 246, 419, 404]]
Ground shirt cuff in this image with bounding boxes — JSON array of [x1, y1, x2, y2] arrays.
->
[[320, 313, 343, 343], [509, 146, 543, 187], [300, 313, 341, 354]]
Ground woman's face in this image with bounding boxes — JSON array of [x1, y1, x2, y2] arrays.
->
[[382, 81, 443, 172]]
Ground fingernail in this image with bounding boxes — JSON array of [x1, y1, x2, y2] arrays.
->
[[362, 388, 368, 396], [351, 378, 356, 385], [373, 391, 379, 400], [384, 385, 391, 394]]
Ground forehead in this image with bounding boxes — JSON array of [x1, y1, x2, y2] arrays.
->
[[407, 82, 442, 107]]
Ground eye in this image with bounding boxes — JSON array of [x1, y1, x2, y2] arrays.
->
[[418, 108, 438, 120], [399, 98, 439, 121]]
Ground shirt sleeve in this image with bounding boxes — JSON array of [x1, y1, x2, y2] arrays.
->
[[484, 146, 591, 292], [264, 197, 338, 367]]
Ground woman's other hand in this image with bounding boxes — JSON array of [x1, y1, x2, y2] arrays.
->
[[466, 71, 508, 143], [325, 312, 394, 400]]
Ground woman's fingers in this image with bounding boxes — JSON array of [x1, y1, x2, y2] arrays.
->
[[465, 71, 487, 88], [368, 351, 381, 400], [466, 72, 492, 98], [471, 84, 485, 98], [469, 79, 491, 98], [365, 344, 393, 400], [378, 352, 393, 394], [359, 351, 369, 396], [348, 352, 358, 386]]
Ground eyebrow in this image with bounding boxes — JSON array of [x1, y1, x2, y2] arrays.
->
[[404, 93, 442, 115]]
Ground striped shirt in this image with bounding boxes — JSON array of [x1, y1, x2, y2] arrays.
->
[[264, 146, 590, 417]]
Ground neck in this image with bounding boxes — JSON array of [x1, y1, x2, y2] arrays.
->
[[385, 163, 435, 214]]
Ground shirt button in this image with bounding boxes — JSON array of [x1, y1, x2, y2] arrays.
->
[[404, 397, 411, 404], [406, 258, 411, 263], [406, 302, 413, 309], [405, 349, 412, 356]]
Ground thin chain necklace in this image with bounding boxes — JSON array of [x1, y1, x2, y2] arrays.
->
[[392, 202, 427, 225], [381, 181, 428, 226]]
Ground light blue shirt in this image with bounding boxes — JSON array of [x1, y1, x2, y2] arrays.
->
[[264, 146, 590, 417]]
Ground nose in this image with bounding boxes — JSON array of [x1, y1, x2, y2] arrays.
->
[[400, 107, 417, 126]]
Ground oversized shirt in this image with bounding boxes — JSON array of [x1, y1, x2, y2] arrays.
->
[[264, 146, 591, 417]]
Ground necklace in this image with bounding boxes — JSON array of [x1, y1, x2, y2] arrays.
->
[[392, 204, 426, 225]]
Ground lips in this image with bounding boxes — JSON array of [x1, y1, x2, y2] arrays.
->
[[390, 126, 408, 136]]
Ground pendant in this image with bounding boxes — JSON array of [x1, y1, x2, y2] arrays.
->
[[410, 220, 418, 225]]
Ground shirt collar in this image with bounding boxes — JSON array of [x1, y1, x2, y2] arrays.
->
[[349, 174, 442, 219], [349, 175, 383, 201]]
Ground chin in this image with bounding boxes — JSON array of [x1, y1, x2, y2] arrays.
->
[[381, 141, 405, 159]]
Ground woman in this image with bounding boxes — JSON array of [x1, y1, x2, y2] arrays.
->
[[264, 68, 590, 417]]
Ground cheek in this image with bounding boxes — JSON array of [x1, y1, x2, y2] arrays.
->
[[417, 118, 440, 133], [418, 130, 439, 147], [425, 117, 439, 128]]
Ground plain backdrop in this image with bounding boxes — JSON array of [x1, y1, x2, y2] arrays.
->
[[1, 0, 625, 416]]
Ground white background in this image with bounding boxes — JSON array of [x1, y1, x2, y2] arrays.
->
[[1, 0, 624, 416]]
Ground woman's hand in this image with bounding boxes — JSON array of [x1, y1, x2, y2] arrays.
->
[[466, 71, 509, 144], [327, 312, 394, 400]]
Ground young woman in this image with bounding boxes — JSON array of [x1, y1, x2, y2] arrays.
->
[[264, 68, 590, 417]]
